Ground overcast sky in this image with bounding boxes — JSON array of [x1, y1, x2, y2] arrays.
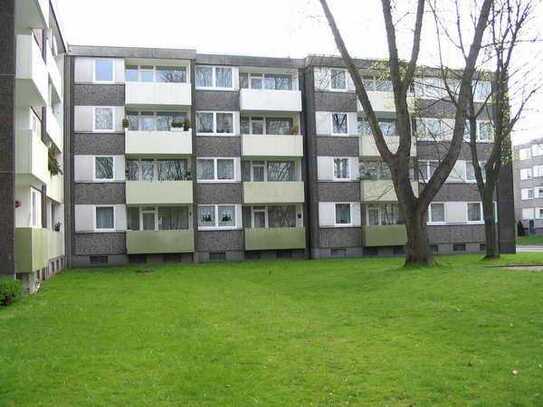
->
[[54, 0, 542, 144]]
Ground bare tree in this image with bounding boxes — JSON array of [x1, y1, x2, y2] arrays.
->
[[318, 0, 493, 266]]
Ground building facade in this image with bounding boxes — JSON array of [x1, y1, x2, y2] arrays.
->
[[514, 139, 543, 233], [62, 47, 515, 267], [1, 0, 66, 289]]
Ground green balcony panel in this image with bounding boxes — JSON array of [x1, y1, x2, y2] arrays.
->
[[126, 181, 193, 205], [243, 182, 305, 204], [15, 228, 49, 273], [362, 225, 407, 247], [245, 227, 306, 251], [126, 230, 194, 254]]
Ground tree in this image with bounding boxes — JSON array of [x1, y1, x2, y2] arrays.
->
[[318, 0, 494, 266]]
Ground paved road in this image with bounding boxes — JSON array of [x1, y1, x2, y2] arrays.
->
[[517, 245, 543, 253]]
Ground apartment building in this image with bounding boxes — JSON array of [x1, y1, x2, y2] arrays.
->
[[514, 138, 543, 233], [0, 0, 66, 289]]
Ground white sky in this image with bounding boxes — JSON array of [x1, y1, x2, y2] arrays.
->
[[54, 0, 543, 144]]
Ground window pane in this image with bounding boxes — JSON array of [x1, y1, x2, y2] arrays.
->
[[216, 113, 233, 134], [431, 204, 445, 222], [334, 159, 349, 179], [253, 210, 266, 228], [252, 164, 265, 181], [240, 73, 249, 89], [140, 69, 154, 82], [251, 75, 263, 89], [158, 159, 186, 181], [375, 79, 393, 92], [332, 113, 348, 134], [142, 212, 155, 230], [367, 206, 379, 226], [141, 160, 154, 181], [125, 65, 138, 82], [126, 160, 139, 181], [96, 207, 114, 229], [331, 69, 346, 89], [266, 118, 292, 135], [264, 74, 292, 90], [240, 117, 250, 134], [159, 207, 189, 230], [218, 206, 235, 227], [140, 115, 155, 131], [127, 112, 139, 130], [466, 162, 475, 181], [156, 66, 186, 83], [95, 59, 113, 82], [267, 161, 294, 181], [362, 77, 376, 91], [197, 112, 214, 133], [95, 108, 113, 130], [268, 205, 296, 228], [216, 67, 232, 88], [251, 118, 264, 135], [199, 206, 215, 227], [379, 120, 396, 137], [217, 159, 234, 180], [196, 66, 213, 87], [335, 204, 351, 224], [358, 118, 371, 136], [197, 159, 215, 180], [95, 157, 113, 179], [127, 207, 140, 231], [468, 203, 481, 222]]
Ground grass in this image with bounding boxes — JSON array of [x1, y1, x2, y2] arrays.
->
[[517, 234, 543, 246], [1, 254, 543, 406]]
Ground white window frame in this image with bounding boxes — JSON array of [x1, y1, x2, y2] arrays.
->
[[94, 205, 115, 232], [240, 72, 296, 91], [198, 204, 238, 230], [93, 156, 115, 182], [535, 187, 543, 199], [30, 188, 41, 228], [477, 120, 494, 142], [534, 165, 543, 178], [418, 160, 439, 183], [125, 64, 188, 83], [519, 148, 532, 160], [195, 66, 234, 90], [334, 203, 352, 227], [196, 111, 235, 136], [532, 144, 543, 157], [93, 107, 115, 133], [240, 116, 296, 136], [333, 158, 351, 181], [536, 207, 543, 220], [331, 112, 349, 136], [466, 202, 484, 224], [330, 68, 348, 91], [93, 58, 115, 84], [251, 206, 268, 228], [428, 202, 446, 225], [196, 157, 237, 183], [521, 188, 534, 200], [520, 168, 533, 180]]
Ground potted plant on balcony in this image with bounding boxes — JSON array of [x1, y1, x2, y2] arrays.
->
[[183, 119, 191, 132], [48, 147, 62, 176], [122, 118, 130, 130], [290, 125, 299, 135], [54, 222, 62, 232], [171, 119, 184, 132]]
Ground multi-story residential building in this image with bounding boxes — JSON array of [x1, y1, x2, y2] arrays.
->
[[1, 0, 66, 289], [514, 138, 543, 233]]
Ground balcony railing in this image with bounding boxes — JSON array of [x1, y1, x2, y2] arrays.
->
[[243, 181, 305, 204], [125, 181, 193, 205], [242, 134, 303, 157], [16, 129, 49, 185], [362, 225, 407, 247], [240, 89, 302, 112], [46, 108, 62, 150], [360, 180, 419, 202], [126, 230, 194, 254], [125, 130, 192, 156], [16, 0, 49, 30], [15, 228, 64, 274], [125, 82, 192, 108], [16, 34, 48, 107], [245, 227, 306, 251]]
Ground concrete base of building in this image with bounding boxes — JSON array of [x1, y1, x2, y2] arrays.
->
[[16, 255, 66, 293], [245, 249, 306, 260]]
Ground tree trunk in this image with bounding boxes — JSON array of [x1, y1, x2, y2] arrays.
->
[[482, 195, 499, 259], [404, 208, 433, 266]]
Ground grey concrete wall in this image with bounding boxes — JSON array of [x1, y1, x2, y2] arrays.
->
[[74, 183, 126, 205], [194, 91, 240, 111], [316, 137, 359, 156], [319, 228, 362, 248], [196, 137, 241, 156], [73, 84, 125, 106], [314, 92, 357, 112], [0, 0, 15, 276], [74, 233, 127, 255], [197, 184, 242, 204], [318, 183, 361, 202], [197, 230, 243, 251], [73, 133, 125, 155], [427, 225, 485, 243]]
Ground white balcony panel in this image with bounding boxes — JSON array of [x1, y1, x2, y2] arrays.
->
[[15, 34, 48, 107], [357, 92, 414, 112], [46, 47, 63, 100], [16, 130, 49, 186], [47, 174, 63, 203], [125, 130, 192, 156], [125, 82, 192, 108], [46, 109, 62, 150], [359, 136, 416, 157], [240, 89, 302, 112], [242, 135, 303, 157], [15, 0, 49, 29]]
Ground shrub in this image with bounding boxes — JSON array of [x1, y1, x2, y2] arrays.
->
[[0, 278, 23, 306], [48, 148, 63, 175]]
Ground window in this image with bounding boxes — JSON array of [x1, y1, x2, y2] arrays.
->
[[156, 66, 186, 83], [158, 160, 188, 181], [334, 158, 350, 180], [252, 206, 267, 228], [534, 165, 543, 178], [467, 202, 482, 223], [240, 72, 293, 90], [360, 160, 392, 180], [358, 118, 395, 137], [198, 205, 238, 229], [466, 161, 486, 182], [519, 148, 532, 160], [95, 59, 114, 82], [127, 207, 140, 231], [520, 168, 533, 180], [453, 243, 466, 252], [532, 144, 543, 157], [96, 207, 114, 230], [267, 161, 295, 181], [94, 107, 114, 131], [418, 160, 438, 182], [268, 206, 297, 228], [195, 66, 233, 89], [159, 207, 189, 230], [473, 81, 492, 101], [30, 188, 41, 227], [125, 65, 187, 83], [330, 69, 346, 90], [417, 118, 450, 140], [197, 158, 236, 182], [241, 117, 293, 135], [250, 161, 265, 181], [126, 111, 187, 131], [332, 113, 348, 135], [429, 203, 445, 224], [335, 204, 351, 225], [536, 187, 543, 199], [95, 156, 114, 181], [196, 112, 235, 135], [478, 121, 493, 142], [366, 204, 403, 226], [521, 188, 534, 200], [537, 208, 543, 220]]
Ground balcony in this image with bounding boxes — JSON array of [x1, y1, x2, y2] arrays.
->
[[125, 82, 192, 108], [126, 230, 194, 254], [243, 182, 305, 204], [47, 174, 63, 203], [46, 47, 63, 100], [357, 92, 414, 112], [16, 130, 49, 185], [15, 228, 64, 274], [359, 136, 416, 157], [125, 130, 192, 156], [126, 181, 193, 205], [240, 89, 302, 112], [362, 225, 407, 247], [360, 180, 419, 202], [245, 227, 306, 251], [46, 109, 62, 150], [242, 135, 303, 157], [15, 0, 49, 30], [15, 34, 48, 107]]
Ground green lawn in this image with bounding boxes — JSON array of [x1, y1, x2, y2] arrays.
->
[[517, 234, 543, 246], [1, 254, 543, 406]]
